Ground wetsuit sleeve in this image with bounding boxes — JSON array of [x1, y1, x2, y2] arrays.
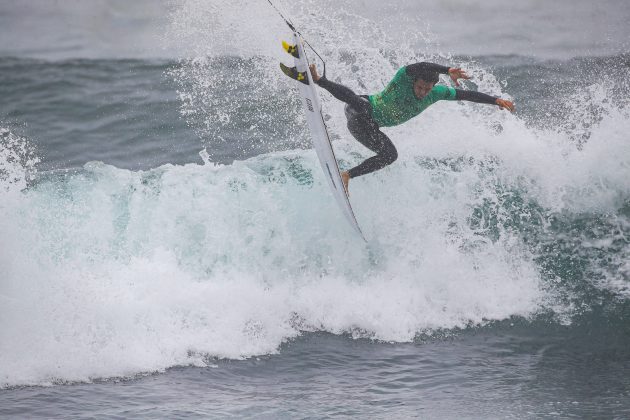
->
[[405, 62, 450, 79], [455, 89, 498, 105]]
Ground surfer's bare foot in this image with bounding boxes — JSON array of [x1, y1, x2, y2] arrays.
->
[[309, 64, 321, 83], [341, 171, 350, 195]]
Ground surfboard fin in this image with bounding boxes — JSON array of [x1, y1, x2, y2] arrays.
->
[[282, 40, 299, 58], [280, 63, 309, 85]]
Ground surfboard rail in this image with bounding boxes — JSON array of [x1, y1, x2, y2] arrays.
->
[[288, 32, 365, 240]]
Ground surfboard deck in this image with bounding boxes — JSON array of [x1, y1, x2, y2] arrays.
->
[[281, 32, 365, 240]]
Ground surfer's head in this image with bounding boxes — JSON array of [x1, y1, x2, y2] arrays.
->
[[412, 68, 439, 99], [413, 78, 436, 99]]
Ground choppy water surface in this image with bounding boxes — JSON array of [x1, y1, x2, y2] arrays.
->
[[1, 0, 629, 418]]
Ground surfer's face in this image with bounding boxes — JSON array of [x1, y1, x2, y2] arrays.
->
[[413, 79, 434, 99]]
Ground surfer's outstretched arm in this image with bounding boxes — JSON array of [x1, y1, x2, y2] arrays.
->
[[409, 63, 514, 111], [455, 90, 515, 111]]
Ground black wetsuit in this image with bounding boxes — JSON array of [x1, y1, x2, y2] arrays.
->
[[316, 63, 498, 179]]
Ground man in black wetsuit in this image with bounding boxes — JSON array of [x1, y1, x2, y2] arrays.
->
[[309, 62, 515, 193]]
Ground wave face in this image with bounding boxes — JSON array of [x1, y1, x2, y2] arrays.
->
[[0, 0, 629, 388]]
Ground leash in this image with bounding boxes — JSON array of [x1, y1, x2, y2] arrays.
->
[[265, 0, 327, 78]]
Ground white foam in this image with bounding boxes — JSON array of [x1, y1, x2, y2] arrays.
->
[[0, 143, 547, 387]]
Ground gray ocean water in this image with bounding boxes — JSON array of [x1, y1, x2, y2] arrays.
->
[[1, 0, 630, 418]]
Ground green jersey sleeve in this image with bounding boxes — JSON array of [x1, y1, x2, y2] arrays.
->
[[429, 85, 457, 101]]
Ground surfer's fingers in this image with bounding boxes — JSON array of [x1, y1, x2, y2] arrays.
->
[[496, 99, 514, 111]]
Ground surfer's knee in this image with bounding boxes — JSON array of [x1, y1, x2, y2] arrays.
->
[[383, 143, 398, 165]]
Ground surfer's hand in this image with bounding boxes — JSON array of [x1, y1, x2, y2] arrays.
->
[[448, 67, 470, 86], [309, 64, 321, 83], [496, 98, 515, 112]]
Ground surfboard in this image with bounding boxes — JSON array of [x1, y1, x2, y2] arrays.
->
[[280, 32, 365, 240]]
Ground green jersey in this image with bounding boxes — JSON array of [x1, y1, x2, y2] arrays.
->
[[368, 67, 457, 127]]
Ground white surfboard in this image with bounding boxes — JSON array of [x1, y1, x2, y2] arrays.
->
[[288, 32, 365, 240]]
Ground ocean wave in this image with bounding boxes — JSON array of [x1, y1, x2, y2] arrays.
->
[[1, 0, 629, 389], [2, 95, 629, 386]]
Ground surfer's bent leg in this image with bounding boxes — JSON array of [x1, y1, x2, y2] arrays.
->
[[316, 76, 397, 178], [316, 78, 372, 114], [345, 108, 398, 178]]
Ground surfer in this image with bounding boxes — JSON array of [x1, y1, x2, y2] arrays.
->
[[309, 63, 515, 193]]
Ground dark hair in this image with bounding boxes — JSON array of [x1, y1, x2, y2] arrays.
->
[[414, 69, 439, 84], [406, 62, 440, 84]]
